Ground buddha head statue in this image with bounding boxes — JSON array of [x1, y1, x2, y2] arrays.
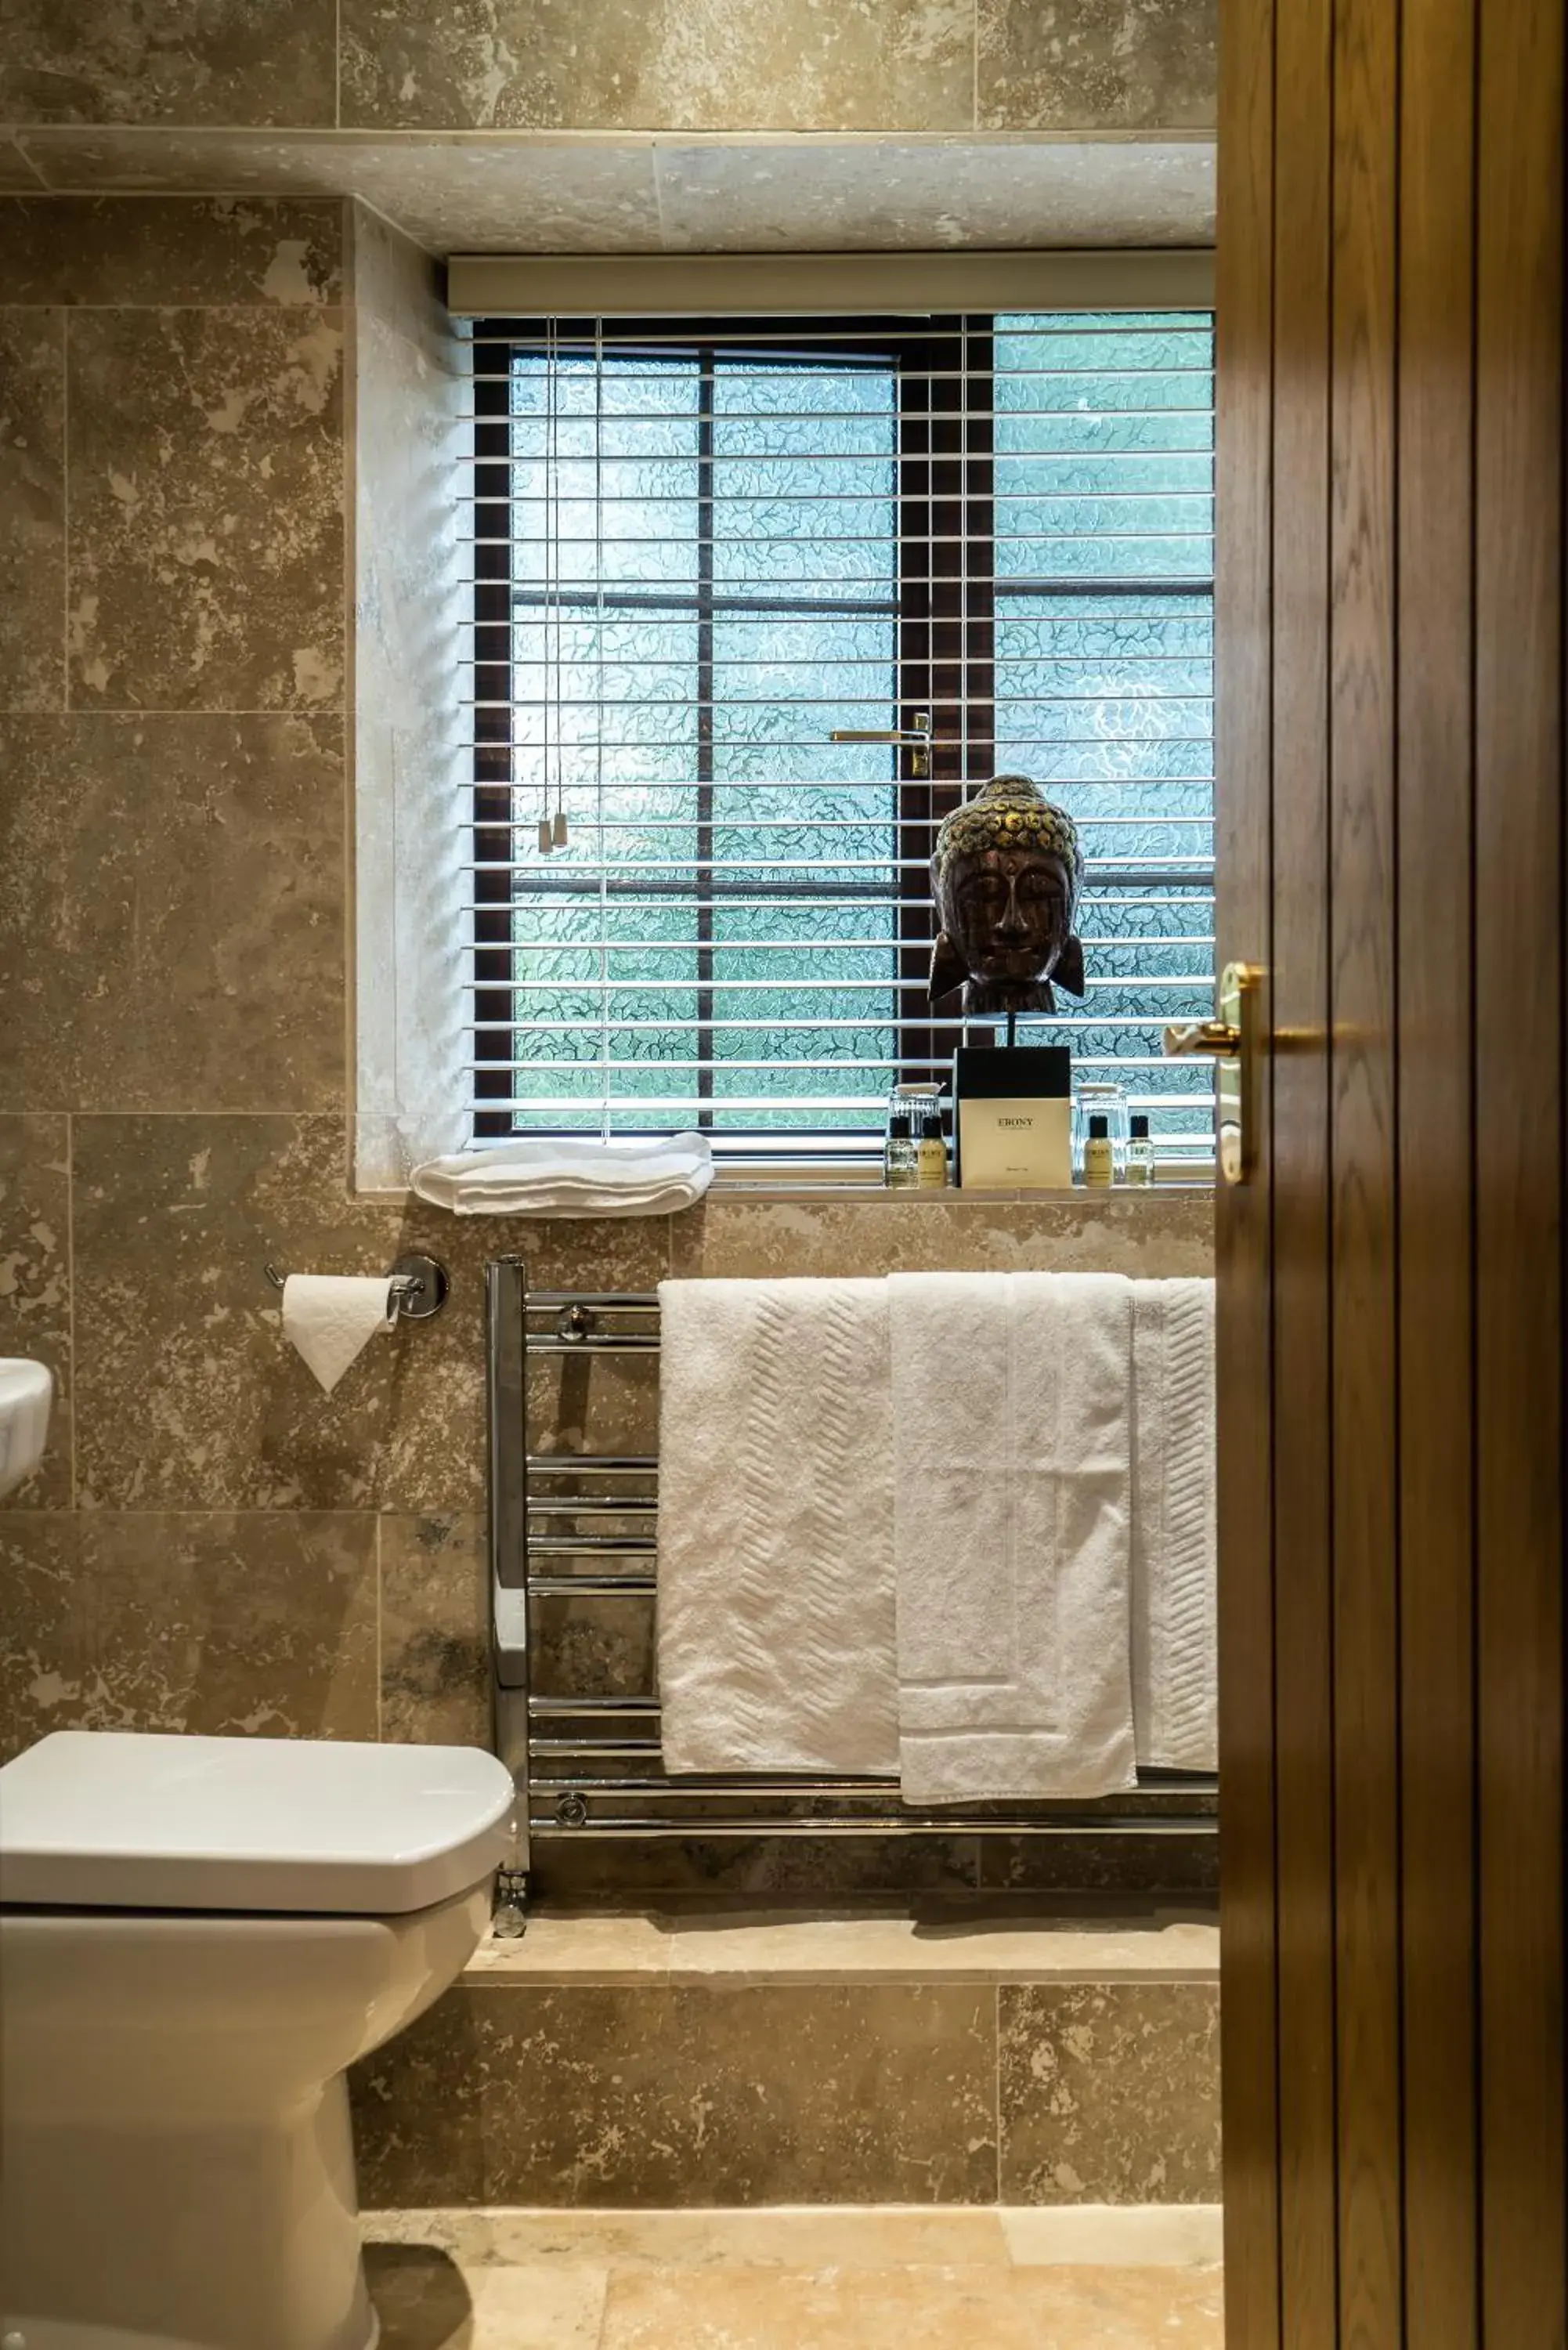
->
[[928, 773, 1086, 1018]]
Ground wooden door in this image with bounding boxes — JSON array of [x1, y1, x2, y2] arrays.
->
[[1216, 1, 1566, 2343]]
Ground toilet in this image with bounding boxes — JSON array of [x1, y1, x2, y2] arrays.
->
[[0, 1730, 518, 2350]]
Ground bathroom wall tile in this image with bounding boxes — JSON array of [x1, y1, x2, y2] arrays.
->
[[0, 136, 47, 189], [0, 0, 337, 128], [0, 1115, 72, 1508], [67, 304, 344, 711], [977, 1828, 1219, 1897], [0, 1512, 85, 1759], [0, 309, 65, 712], [354, 1979, 999, 2206], [340, 0, 975, 132], [532, 1593, 656, 1702], [70, 1115, 670, 1513], [527, 1351, 663, 1463], [977, 0, 1218, 131], [669, 1190, 1213, 1279], [997, 1981, 1220, 2202], [654, 136, 1216, 252], [0, 1509, 378, 1753], [533, 1833, 981, 1906], [380, 1511, 490, 1746], [0, 715, 345, 1112], [81, 1509, 379, 1739], [0, 194, 343, 306]]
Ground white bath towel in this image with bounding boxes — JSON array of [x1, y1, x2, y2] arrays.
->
[[410, 1133, 713, 1218], [1130, 1278, 1216, 1772], [888, 1271, 1138, 1805], [656, 1278, 898, 1776]]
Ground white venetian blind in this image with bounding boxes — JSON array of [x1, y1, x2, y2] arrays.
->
[[464, 306, 1216, 1162]]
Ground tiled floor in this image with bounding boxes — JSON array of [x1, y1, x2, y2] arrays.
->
[[363, 2206, 1224, 2349]]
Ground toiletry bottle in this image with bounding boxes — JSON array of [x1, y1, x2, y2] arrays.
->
[[916, 1113, 948, 1189], [1083, 1112, 1115, 1188], [884, 1112, 919, 1189], [1125, 1112, 1156, 1185]]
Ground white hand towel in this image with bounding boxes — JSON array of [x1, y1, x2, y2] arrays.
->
[[281, 1274, 397, 1394], [889, 1271, 1137, 1805], [411, 1133, 714, 1218], [1130, 1278, 1216, 1771], [656, 1277, 898, 1776]]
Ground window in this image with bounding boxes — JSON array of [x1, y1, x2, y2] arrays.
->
[[467, 305, 1214, 1166]]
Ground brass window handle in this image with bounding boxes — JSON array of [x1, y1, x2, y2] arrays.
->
[[1162, 1017, 1243, 1058]]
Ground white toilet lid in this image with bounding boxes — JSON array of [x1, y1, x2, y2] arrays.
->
[[0, 1732, 518, 1915]]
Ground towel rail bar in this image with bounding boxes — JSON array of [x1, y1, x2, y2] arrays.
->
[[486, 1257, 1218, 1936]]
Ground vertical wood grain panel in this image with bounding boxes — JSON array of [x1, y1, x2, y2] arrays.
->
[[1270, 0, 1339, 2336], [1474, 0, 1566, 2341], [1216, 0, 1281, 2333], [1396, 0, 1479, 2340], [1328, 0, 1404, 2334], [1221, 0, 1566, 2335]]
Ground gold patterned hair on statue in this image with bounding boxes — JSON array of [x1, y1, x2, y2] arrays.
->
[[930, 772, 1084, 890], [928, 773, 1087, 1018]]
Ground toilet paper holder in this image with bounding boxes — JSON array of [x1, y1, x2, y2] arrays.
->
[[262, 1252, 450, 1322]]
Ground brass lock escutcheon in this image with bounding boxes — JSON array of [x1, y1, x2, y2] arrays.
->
[[1164, 960, 1263, 1186]]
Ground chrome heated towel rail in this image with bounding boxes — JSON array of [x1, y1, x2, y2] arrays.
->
[[485, 1256, 1217, 1923]]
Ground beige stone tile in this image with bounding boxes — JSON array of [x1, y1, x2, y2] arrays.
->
[[1000, 2200, 1223, 2266], [364, 2204, 1013, 2268], [0, 1512, 85, 1760], [0, 1509, 379, 1753], [364, 2242, 609, 2350], [67, 304, 344, 712], [0, 0, 337, 128], [464, 1914, 676, 1982], [0, 715, 345, 1112], [977, 0, 1218, 132], [0, 1115, 71, 1507], [381, 1513, 490, 1748], [15, 130, 667, 254], [0, 194, 343, 306], [598, 2260, 1224, 2347], [70, 1115, 670, 1512], [998, 1982, 1221, 2204], [465, 1907, 1218, 1985], [0, 309, 65, 712], [532, 1589, 656, 1703], [669, 1190, 1213, 1278], [340, 0, 974, 132], [352, 1979, 999, 2207], [655, 136, 1216, 252], [655, 1910, 1219, 1983]]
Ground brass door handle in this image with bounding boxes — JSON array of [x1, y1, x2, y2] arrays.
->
[[1163, 960, 1263, 1186]]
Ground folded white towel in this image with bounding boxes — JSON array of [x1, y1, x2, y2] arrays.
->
[[411, 1133, 714, 1218], [656, 1277, 898, 1776], [1130, 1278, 1216, 1771], [889, 1271, 1137, 1805]]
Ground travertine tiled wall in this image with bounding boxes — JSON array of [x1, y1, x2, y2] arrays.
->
[[0, 0, 1215, 139], [0, 197, 1214, 1904]]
